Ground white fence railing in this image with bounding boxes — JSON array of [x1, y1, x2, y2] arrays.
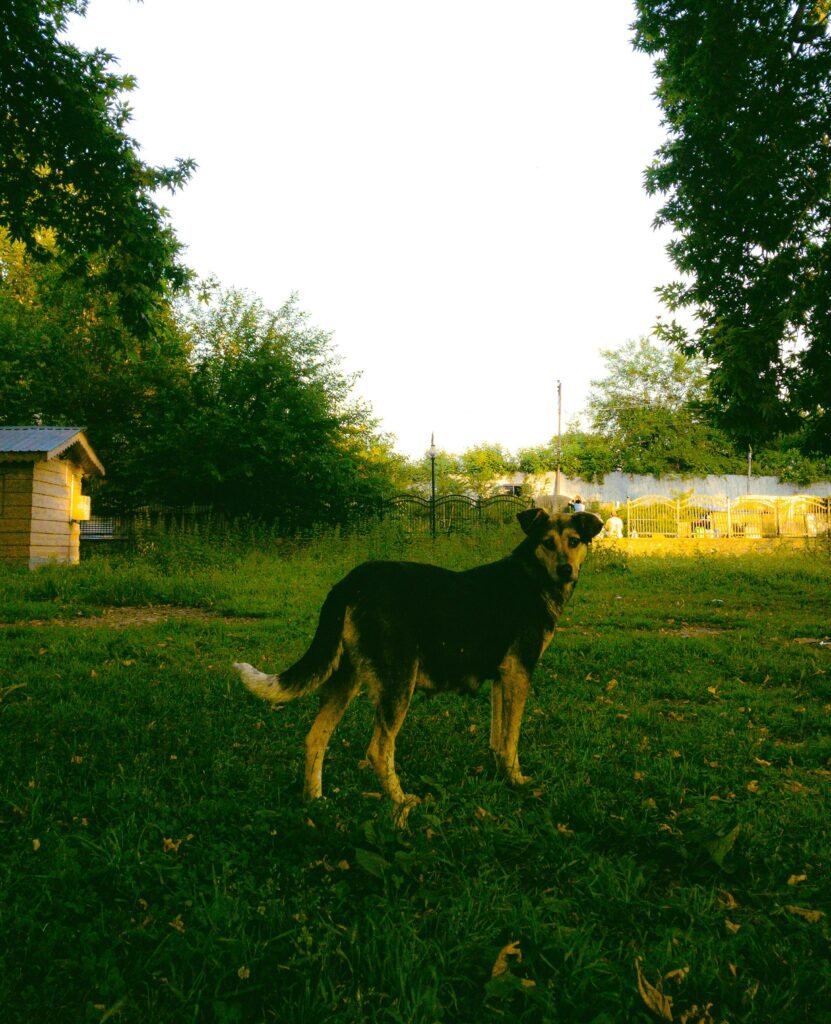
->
[[625, 494, 831, 539]]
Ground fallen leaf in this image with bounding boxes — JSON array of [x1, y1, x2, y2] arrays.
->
[[636, 959, 673, 1021], [32, 838, 41, 852], [664, 966, 690, 985], [785, 905, 824, 923], [725, 919, 741, 934], [718, 890, 740, 910], [678, 1004, 715, 1024], [787, 874, 807, 886], [491, 941, 522, 979], [168, 914, 186, 934], [746, 779, 759, 793]]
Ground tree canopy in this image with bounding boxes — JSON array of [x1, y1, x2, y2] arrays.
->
[[585, 337, 738, 476], [172, 288, 399, 522], [632, 1, 831, 451], [0, 0, 194, 332]]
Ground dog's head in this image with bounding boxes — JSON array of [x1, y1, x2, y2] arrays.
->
[[516, 507, 604, 585]]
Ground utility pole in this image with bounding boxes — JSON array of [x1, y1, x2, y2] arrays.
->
[[555, 380, 562, 497]]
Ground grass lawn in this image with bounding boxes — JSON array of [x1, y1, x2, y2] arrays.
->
[[1, 525, 829, 1023]]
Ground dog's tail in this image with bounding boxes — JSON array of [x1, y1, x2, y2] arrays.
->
[[233, 583, 348, 705]]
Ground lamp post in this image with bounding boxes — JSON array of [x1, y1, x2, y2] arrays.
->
[[427, 434, 438, 539], [555, 380, 562, 497]]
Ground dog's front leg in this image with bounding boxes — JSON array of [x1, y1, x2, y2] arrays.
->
[[493, 656, 531, 786]]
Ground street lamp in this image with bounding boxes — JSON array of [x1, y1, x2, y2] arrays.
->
[[427, 434, 438, 539], [555, 379, 562, 497]]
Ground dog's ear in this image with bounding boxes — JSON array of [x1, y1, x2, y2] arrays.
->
[[517, 507, 549, 536], [572, 511, 604, 542]]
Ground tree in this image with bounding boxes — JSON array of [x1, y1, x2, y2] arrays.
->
[[0, 227, 194, 507], [171, 289, 398, 522], [517, 429, 616, 482], [586, 337, 740, 476], [0, 0, 194, 332], [632, 2, 831, 450], [456, 443, 516, 495]]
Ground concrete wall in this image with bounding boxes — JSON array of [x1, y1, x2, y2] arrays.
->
[[514, 471, 831, 504]]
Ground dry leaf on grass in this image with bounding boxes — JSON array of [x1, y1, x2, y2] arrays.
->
[[491, 940, 522, 979], [785, 905, 824, 923], [635, 959, 674, 1021], [490, 941, 536, 990]]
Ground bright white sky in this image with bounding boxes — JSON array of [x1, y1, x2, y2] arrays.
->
[[69, 0, 678, 460]]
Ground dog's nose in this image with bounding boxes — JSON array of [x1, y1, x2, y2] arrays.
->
[[557, 564, 573, 582]]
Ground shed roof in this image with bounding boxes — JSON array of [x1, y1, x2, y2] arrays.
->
[[0, 426, 105, 476]]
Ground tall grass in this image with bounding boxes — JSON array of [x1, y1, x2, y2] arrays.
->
[[1, 522, 829, 1022]]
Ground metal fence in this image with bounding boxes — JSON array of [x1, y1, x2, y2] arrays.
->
[[80, 494, 533, 543], [625, 494, 831, 539], [381, 493, 532, 534]]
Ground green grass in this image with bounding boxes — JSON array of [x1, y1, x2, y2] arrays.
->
[[1, 527, 830, 1022]]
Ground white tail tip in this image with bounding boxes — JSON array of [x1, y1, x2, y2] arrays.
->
[[232, 662, 289, 704]]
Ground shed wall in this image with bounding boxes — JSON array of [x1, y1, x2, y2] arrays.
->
[[0, 464, 34, 564], [29, 459, 79, 567]]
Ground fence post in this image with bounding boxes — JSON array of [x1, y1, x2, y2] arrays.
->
[[626, 498, 631, 536], [726, 497, 732, 538], [676, 499, 681, 538]]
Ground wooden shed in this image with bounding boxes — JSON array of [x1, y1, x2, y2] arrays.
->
[[0, 427, 105, 569]]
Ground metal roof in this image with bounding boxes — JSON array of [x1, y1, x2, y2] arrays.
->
[[0, 426, 105, 475]]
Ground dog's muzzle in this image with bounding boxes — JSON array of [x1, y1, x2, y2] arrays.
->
[[556, 564, 574, 582]]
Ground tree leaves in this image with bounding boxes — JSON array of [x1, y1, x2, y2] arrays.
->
[[0, 0, 195, 334], [632, 1, 831, 451]]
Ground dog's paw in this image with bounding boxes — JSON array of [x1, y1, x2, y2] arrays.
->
[[392, 794, 421, 829], [507, 771, 532, 787]]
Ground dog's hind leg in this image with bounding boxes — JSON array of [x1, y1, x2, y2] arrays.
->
[[489, 679, 504, 757], [303, 663, 359, 801], [493, 655, 532, 786], [366, 668, 419, 816]]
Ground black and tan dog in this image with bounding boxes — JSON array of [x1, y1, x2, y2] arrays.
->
[[233, 508, 603, 817]]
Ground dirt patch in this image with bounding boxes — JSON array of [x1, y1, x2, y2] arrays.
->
[[660, 624, 728, 638], [1, 606, 246, 629]]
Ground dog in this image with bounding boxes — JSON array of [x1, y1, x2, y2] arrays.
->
[[233, 508, 603, 818]]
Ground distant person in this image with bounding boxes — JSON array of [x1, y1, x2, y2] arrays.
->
[[605, 512, 624, 538], [571, 495, 585, 513]]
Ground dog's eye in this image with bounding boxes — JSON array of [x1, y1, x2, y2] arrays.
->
[[542, 537, 557, 550], [568, 536, 581, 549]]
